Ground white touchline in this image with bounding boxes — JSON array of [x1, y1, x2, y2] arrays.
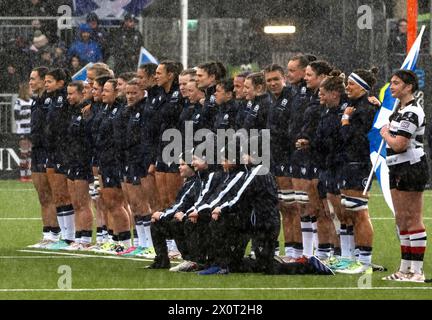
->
[[17, 250, 181, 264], [0, 287, 431, 292], [0, 256, 85, 259]]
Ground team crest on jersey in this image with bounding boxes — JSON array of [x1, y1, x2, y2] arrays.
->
[[210, 95, 216, 103], [57, 96, 63, 103], [136, 113, 141, 119], [341, 103, 349, 111], [77, 116, 82, 121], [112, 108, 118, 115], [152, 98, 156, 104], [195, 114, 201, 120], [253, 105, 260, 112], [224, 114, 229, 120], [247, 101, 253, 108], [172, 91, 179, 98], [281, 99, 288, 107], [301, 87, 307, 94], [45, 98, 51, 104]]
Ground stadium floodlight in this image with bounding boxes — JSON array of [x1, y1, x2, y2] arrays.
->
[[264, 25, 296, 34]]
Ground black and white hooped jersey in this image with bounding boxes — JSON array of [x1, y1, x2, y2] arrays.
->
[[387, 99, 426, 165]]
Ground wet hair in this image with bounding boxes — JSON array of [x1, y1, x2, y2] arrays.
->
[[118, 72, 136, 82], [236, 71, 251, 79], [68, 81, 84, 93], [392, 69, 419, 93], [105, 79, 118, 91], [18, 82, 31, 101], [46, 68, 71, 86], [309, 60, 333, 76], [263, 64, 285, 76], [352, 67, 378, 89], [160, 60, 183, 85], [87, 65, 111, 78], [320, 71, 346, 95], [127, 79, 141, 86], [138, 63, 157, 76], [246, 72, 266, 88], [32, 66, 49, 79], [94, 75, 113, 87], [180, 68, 197, 78], [290, 54, 317, 69], [217, 78, 235, 92], [197, 61, 227, 81]]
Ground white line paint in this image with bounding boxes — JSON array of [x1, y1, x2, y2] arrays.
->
[[17, 249, 181, 265], [0, 218, 41, 220], [0, 287, 431, 293], [18, 249, 152, 262], [0, 256, 85, 259]]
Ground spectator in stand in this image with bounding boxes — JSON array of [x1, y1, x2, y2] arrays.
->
[[38, 47, 54, 68], [30, 30, 49, 54], [53, 43, 68, 69], [22, 0, 50, 16], [23, 1, 58, 43], [1, 61, 21, 93], [86, 12, 109, 61], [69, 55, 83, 75], [5, 36, 33, 80], [388, 18, 407, 69], [68, 23, 103, 65], [111, 14, 143, 75]]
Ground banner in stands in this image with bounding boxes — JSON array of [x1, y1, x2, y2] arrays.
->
[[0, 134, 20, 180]]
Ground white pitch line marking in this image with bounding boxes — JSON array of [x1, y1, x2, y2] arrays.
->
[[18, 249, 152, 262], [0, 287, 431, 292], [17, 249, 181, 264], [0, 256, 85, 259]]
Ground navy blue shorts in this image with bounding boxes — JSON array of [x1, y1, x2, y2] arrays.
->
[[52, 153, 69, 175], [271, 162, 290, 177], [100, 165, 122, 189], [126, 163, 148, 185], [67, 165, 93, 182], [156, 160, 179, 173], [319, 169, 341, 197], [339, 162, 371, 191], [31, 148, 47, 173], [389, 157, 429, 192]]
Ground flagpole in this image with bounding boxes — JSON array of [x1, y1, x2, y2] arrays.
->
[[363, 140, 385, 196], [181, 0, 188, 68]]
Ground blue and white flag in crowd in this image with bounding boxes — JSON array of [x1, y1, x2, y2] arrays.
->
[[72, 63, 93, 81], [73, 0, 153, 18], [367, 25, 426, 214], [138, 47, 159, 68]]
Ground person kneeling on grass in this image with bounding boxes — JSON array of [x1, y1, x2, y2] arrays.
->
[[148, 150, 220, 270], [197, 135, 334, 276]]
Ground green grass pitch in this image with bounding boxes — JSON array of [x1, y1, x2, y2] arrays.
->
[[0, 180, 431, 300]]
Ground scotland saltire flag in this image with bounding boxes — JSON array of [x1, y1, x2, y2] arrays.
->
[[72, 63, 93, 81], [73, 0, 153, 18], [138, 47, 159, 68], [367, 25, 426, 213]]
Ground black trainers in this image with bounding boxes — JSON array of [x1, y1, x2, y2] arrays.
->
[[146, 256, 170, 269]]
